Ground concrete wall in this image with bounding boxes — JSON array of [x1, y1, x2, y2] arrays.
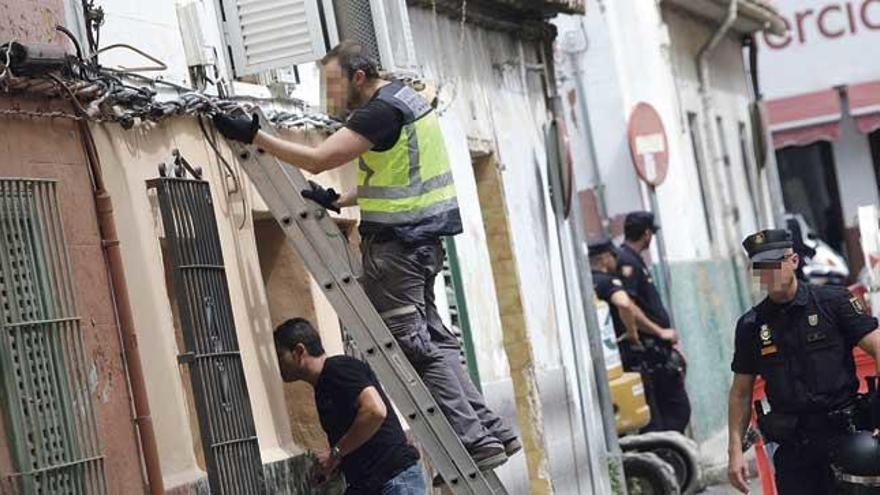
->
[[409, 6, 611, 493], [662, 7, 762, 246], [833, 114, 880, 228], [91, 117, 356, 491]]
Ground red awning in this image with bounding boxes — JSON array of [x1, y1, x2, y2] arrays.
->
[[848, 81, 880, 134], [766, 89, 842, 149]]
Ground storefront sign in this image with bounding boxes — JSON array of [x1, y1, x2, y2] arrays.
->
[[758, 0, 880, 99]]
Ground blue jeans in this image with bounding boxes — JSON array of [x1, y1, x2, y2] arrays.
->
[[380, 465, 426, 495]]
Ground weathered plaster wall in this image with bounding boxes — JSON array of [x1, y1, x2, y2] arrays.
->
[[409, 6, 608, 493], [91, 116, 309, 488], [0, 0, 66, 46], [0, 98, 145, 494]]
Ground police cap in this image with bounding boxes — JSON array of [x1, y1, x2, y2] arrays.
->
[[624, 211, 660, 233], [587, 238, 616, 258], [742, 229, 793, 262]]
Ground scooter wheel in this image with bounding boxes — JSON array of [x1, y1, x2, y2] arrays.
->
[[623, 452, 681, 495]]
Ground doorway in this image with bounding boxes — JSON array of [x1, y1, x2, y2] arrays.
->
[[775, 142, 847, 254]]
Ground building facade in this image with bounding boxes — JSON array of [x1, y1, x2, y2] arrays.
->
[[0, 0, 626, 494]]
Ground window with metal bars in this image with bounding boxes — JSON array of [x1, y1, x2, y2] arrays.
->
[[0, 179, 106, 494], [148, 174, 263, 494]]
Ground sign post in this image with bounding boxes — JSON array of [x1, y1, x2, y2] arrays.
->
[[627, 103, 675, 325]]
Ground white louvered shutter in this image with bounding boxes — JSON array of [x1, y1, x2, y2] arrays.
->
[[220, 0, 329, 76]]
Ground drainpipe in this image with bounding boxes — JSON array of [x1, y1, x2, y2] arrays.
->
[[561, 20, 608, 223], [697, 0, 739, 255], [696, 0, 750, 310], [77, 120, 164, 495], [745, 36, 787, 228]]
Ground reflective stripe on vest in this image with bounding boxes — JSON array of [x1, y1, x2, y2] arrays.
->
[[357, 108, 458, 225]]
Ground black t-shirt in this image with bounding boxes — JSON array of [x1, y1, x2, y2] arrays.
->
[[617, 244, 671, 328], [593, 270, 627, 337], [314, 355, 419, 491], [345, 81, 406, 152], [731, 283, 878, 412]]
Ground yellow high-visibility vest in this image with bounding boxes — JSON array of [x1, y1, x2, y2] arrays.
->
[[357, 83, 461, 238]]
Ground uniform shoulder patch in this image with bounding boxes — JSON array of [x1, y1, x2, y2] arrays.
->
[[621, 265, 634, 277], [849, 296, 866, 315]]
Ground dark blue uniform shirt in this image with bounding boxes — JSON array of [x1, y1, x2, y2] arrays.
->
[[592, 270, 627, 337], [617, 244, 671, 328], [731, 283, 877, 413]]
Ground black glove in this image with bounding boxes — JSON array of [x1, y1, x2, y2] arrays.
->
[[212, 113, 260, 144], [301, 180, 341, 213]]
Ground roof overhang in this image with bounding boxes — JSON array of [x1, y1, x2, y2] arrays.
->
[[663, 0, 787, 37]]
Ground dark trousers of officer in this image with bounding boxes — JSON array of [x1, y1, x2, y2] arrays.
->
[[641, 368, 691, 433], [360, 237, 516, 451], [772, 432, 842, 495], [621, 342, 692, 433]]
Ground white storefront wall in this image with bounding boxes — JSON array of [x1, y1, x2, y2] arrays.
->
[[759, 0, 880, 228]]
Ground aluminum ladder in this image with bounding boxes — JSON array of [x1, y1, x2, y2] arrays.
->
[[228, 110, 508, 495]]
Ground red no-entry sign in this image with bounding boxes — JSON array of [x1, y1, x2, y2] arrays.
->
[[627, 102, 669, 187]]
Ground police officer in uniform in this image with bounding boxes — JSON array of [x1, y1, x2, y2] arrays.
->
[[617, 211, 691, 433], [727, 229, 880, 494], [213, 41, 519, 472], [591, 239, 674, 358]]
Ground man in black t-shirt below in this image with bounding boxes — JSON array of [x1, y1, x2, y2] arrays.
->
[[274, 318, 425, 494]]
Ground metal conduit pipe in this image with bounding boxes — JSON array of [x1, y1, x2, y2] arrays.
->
[[76, 119, 164, 495], [697, 0, 739, 255], [696, 0, 751, 311]]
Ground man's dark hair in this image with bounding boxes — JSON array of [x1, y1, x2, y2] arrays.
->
[[320, 41, 380, 80], [274, 318, 325, 357], [624, 224, 651, 242]]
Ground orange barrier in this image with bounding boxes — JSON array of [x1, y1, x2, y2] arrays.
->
[[751, 377, 777, 495]]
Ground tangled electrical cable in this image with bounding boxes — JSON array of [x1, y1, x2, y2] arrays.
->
[[1, 25, 340, 133], [0, 24, 346, 236]]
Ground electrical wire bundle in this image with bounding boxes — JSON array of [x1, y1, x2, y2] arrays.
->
[[0, 2, 340, 133]]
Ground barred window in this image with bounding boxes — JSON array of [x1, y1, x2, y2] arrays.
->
[[0, 179, 106, 494]]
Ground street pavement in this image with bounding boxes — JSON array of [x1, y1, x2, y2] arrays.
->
[[701, 477, 761, 494]]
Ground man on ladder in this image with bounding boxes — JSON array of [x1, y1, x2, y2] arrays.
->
[[213, 41, 520, 475]]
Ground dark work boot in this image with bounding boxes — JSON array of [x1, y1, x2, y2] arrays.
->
[[470, 442, 508, 470], [503, 437, 522, 457], [432, 442, 508, 486]]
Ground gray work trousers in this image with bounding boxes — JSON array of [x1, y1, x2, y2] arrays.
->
[[360, 237, 515, 450]]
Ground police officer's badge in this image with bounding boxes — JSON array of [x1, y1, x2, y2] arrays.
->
[[754, 232, 765, 245], [808, 314, 818, 326], [760, 324, 777, 355], [621, 265, 634, 278], [849, 296, 866, 315], [612, 279, 623, 287]]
